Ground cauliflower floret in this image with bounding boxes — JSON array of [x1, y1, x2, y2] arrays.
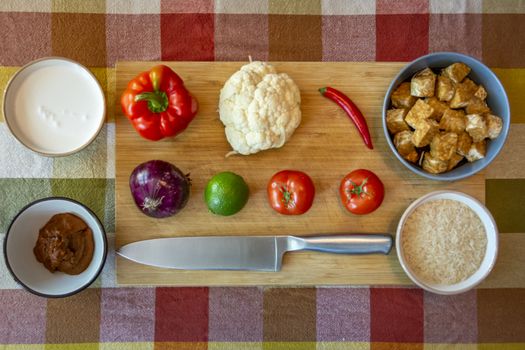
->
[[219, 61, 301, 155]]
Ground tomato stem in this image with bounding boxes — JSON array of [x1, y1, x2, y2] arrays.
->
[[280, 185, 295, 208], [348, 177, 369, 198]]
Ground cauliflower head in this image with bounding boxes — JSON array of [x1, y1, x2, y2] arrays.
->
[[219, 61, 301, 155]]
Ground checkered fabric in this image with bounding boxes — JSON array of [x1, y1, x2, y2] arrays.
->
[[1, 1, 525, 349]]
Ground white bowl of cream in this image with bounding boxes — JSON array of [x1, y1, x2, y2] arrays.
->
[[3, 57, 106, 156]]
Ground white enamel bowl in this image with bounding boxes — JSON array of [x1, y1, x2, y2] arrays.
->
[[396, 191, 498, 295], [3, 57, 106, 156], [3, 197, 107, 298]]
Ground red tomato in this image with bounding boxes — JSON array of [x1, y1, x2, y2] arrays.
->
[[267, 170, 315, 215], [339, 169, 384, 215]]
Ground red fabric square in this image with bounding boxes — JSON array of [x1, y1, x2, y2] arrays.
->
[[155, 287, 209, 342], [161, 0, 214, 13], [160, 13, 214, 61], [377, 0, 429, 14], [376, 14, 429, 61], [370, 288, 424, 342], [0, 12, 51, 66]]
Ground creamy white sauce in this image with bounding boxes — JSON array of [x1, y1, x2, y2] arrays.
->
[[10, 60, 105, 154]]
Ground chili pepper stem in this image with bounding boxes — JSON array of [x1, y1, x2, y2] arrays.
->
[[135, 91, 169, 113]]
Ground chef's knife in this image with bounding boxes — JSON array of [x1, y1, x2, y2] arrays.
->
[[117, 234, 393, 271]]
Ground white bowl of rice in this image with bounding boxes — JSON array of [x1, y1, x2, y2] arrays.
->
[[396, 190, 498, 295]]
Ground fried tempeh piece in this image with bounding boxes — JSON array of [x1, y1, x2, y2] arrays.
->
[[430, 132, 458, 161], [436, 75, 455, 102], [486, 114, 503, 139], [405, 99, 435, 129], [447, 153, 464, 171], [466, 96, 491, 115], [394, 130, 419, 163], [456, 132, 473, 157], [439, 109, 466, 133], [422, 153, 448, 174], [449, 79, 477, 109], [386, 108, 410, 134], [425, 97, 448, 121], [412, 119, 439, 148], [391, 82, 417, 109], [442, 62, 471, 83], [466, 114, 488, 143], [411, 68, 436, 97], [466, 140, 487, 162], [474, 85, 488, 100]]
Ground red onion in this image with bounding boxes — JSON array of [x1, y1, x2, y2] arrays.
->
[[129, 160, 190, 218]]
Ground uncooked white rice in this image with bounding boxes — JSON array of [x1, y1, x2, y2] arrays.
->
[[401, 199, 487, 285]]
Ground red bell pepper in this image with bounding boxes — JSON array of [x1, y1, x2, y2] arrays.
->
[[121, 65, 198, 141]]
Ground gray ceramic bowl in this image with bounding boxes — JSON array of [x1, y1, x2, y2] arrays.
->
[[382, 52, 510, 181]]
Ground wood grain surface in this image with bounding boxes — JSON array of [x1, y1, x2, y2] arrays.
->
[[115, 62, 485, 286]]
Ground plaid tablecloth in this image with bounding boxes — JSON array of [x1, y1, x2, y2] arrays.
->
[[1, 1, 525, 349]]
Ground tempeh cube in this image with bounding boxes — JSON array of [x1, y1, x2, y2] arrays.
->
[[439, 109, 466, 133], [425, 97, 448, 121], [411, 68, 436, 97], [449, 79, 477, 108], [466, 96, 491, 115], [436, 75, 455, 102], [474, 85, 488, 100], [447, 153, 464, 171], [466, 114, 488, 142], [456, 132, 473, 157], [412, 119, 439, 147], [466, 140, 487, 162], [394, 130, 419, 163], [430, 132, 458, 161], [391, 82, 417, 109], [485, 114, 503, 139], [422, 153, 448, 174], [442, 62, 471, 83], [386, 108, 409, 134], [405, 99, 434, 129]]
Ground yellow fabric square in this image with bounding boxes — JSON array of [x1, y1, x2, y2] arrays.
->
[[263, 342, 316, 350], [269, 0, 321, 15], [2, 345, 45, 350], [479, 344, 525, 350], [317, 342, 370, 350], [100, 343, 154, 350], [89, 67, 111, 122], [493, 68, 525, 123], [208, 342, 263, 350], [51, 0, 106, 13], [45, 344, 99, 350], [0, 66, 21, 122], [424, 344, 477, 350]]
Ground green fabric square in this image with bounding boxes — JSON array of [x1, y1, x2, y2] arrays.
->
[[0, 179, 52, 232], [50, 178, 109, 232], [486, 179, 525, 233]]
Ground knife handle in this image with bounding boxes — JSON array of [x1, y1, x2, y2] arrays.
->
[[294, 234, 393, 255]]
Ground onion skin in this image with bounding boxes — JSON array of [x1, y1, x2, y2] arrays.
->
[[129, 160, 190, 218]]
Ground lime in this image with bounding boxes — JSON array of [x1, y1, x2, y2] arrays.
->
[[204, 171, 249, 216]]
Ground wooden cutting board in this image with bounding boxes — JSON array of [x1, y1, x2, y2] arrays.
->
[[115, 62, 484, 286]]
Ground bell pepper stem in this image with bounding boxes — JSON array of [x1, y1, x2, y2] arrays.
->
[[135, 91, 169, 113]]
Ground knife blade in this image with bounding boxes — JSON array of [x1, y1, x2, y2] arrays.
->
[[117, 234, 393, 271]]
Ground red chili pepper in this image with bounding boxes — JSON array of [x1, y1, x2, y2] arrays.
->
[[319, 87, 373, 149], [121, 65, 198, 141]]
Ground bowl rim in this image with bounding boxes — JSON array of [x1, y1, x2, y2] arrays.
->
[[395, 190, 499, 295], [2, 196, 108, 298], [2, 56, 107, 157], [382, 51, 511, 181]]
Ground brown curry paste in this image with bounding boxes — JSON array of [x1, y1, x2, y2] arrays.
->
[[33, 213, 94, 275]]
